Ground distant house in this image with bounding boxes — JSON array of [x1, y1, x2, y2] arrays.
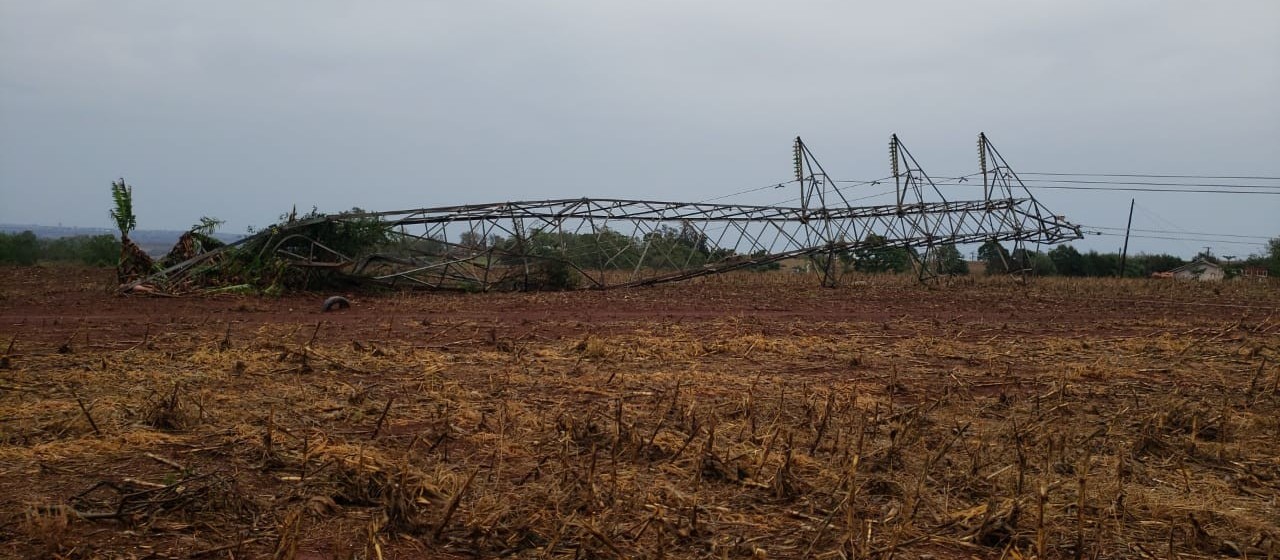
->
[[1241, 267, 1269, 280], [1167, 259, 1225, 282]]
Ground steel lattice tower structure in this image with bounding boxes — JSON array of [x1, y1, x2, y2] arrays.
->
[[134, 134, 1082, 292]]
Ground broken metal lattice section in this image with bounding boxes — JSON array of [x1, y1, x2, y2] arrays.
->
[[134, 134, 1082, 292]]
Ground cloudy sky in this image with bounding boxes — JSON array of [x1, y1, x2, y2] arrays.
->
[[1, 1, 1277, 258]]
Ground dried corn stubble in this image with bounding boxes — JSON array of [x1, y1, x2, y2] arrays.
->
[[1, 274, 1278, 558]]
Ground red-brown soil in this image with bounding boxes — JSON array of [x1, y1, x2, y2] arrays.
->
[[1, 267, 1277, 559]]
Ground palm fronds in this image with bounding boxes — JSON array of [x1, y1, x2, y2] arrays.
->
[[191, 216, 224, 237], [109, 179, 136, 240]]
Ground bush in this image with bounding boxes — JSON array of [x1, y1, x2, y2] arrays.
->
[[0, 232, 119, 266], [0, 231, 39, 265], [43, 235, 121, 266], [531, 259, 580, 290]]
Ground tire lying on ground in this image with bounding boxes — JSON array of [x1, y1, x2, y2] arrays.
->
[[322, 296, 351, 312]]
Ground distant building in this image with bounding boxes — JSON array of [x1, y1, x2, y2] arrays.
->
[[1241, 266, 1269, 280], [1167, 259, 1225, 282]]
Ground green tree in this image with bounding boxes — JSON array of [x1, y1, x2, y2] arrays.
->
[[0, 231, 40, 265], [458, 230, 489, 250], [1268, 237, 1280, 276], [80, 234, 122, 266], [852, 234, 912, 273], [41, 234, 121, 266], [978, 240, 1010, 275], [1080, 251, 1118, 277], [746, 249, 781, 271], [929, 243, 969, 275], [1048, 245, 1085, 276], [1011, 248, 1057, 276], [1130, 253, 1184, 276], [642, 225, 713, 269]]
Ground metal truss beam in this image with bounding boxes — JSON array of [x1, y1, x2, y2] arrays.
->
[[132, 134, 1083, 292]]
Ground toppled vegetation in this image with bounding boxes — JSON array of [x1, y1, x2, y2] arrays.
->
[[151, 208, 390, 295], [117, 202, 391, 295]]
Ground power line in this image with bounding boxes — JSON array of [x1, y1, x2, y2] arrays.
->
[[1087, 231, 1268, 247], [1020, 185, 1280, 195], [832, 172, 978, 185], [696, 179, 798, 204], [1132, 203, 1200, 255], [1082, 225, 1273, 241], [925, 182, 1280, 195], [833, 176, 1280, 195], [763, 185, 898, 209], [1019, 178, 1280, 189], [697, 175, 897, 205], [1021, 172, 1280, 181]]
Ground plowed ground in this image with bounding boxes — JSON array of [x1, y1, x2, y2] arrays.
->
[[1, 266, 1278, 559]]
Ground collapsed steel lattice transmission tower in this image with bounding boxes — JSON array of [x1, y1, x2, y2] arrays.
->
[[137, 134, 1081, 292]]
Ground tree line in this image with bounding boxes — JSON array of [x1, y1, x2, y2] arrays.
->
[[975, 238, 1280, 278], [0, 230, 121, 266]]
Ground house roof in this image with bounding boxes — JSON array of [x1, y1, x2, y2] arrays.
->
[[1167, 259, 1223, 274]]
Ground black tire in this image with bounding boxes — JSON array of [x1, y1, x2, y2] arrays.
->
[[322, 296, 351, 312]]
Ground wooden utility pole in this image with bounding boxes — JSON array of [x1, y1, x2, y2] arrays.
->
[[1118, 198, 1135, 277]]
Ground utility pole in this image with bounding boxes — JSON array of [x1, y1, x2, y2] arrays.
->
[[1118, 198, 1134, 278]]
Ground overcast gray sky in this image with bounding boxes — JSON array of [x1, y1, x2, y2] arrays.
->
[[1, 1, 1277, 258]]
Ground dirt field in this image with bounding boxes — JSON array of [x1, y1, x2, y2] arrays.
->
[[1, 266, 1278, 559]]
